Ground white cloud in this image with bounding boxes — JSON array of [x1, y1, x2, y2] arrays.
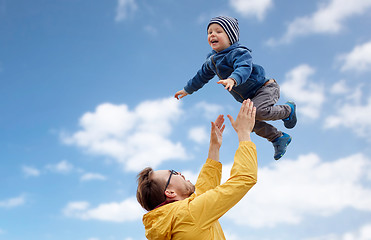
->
[[338, 41, 371, 73], [195, 101, 224, 120], [115, 0, 137, 22], [267, 0, 371, 45], [63, 197, 144, 222], [0, 228, 4, 234], [80, 173, 106, 182], [223, 152, 371, 228], [324, 96, 371, 139], [62, 98, 187, 172], [46, 160, 74, 174], [229, 0, 273, 21], [304, 223, 371, 240], [64, 201, 89, 212], [0, 195, 25, 208], [330, 79, 349, 95], [144, 25, 158, 35], [188, 126, 208, 144], [281, 64, 325, 119], [22, 166, 40, 177], [223, 230, 241, 240], [181, 169, 199, 185]]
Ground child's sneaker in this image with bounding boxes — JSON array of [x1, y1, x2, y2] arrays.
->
[[282, 101, 297, 129], [272, 132, 292, 160]]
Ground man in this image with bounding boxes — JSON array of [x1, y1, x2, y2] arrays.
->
[[136, 99, 258, 239]]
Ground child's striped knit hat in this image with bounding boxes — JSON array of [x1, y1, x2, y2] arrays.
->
[[207, 16, 240, 44]]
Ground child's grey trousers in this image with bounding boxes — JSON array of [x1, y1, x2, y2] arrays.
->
[[251, 79, 291, 142]]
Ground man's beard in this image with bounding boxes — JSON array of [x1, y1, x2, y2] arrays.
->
[[187, 183, 196, 197]]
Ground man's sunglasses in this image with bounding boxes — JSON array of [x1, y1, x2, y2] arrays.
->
[[164, 169, 180, 191]]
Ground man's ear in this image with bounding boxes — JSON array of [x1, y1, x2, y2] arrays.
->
[[165, 189, 177, 199]]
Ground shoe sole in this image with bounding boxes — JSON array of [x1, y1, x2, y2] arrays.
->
[[274, 136, 292, 160]]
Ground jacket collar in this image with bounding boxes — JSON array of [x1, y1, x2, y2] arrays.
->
[[154, 199, 178, 209], [210, 42, 251, 55]]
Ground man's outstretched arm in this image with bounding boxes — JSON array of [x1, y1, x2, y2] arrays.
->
[[195, 114, 225, 195], [190, 100, 258, 228]]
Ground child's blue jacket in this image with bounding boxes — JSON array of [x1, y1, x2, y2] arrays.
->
[[184, 43, 267, 102]]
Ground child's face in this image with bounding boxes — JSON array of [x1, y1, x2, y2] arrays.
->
[[207, 23, 231, 52]]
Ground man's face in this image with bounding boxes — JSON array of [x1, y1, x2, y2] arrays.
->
[[152, 170, 195, 199]]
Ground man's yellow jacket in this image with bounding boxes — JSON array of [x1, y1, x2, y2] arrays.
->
[[143, 141, 258, 240]]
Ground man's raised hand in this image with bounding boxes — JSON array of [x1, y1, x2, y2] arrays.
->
[[227, 99, 256, 142]]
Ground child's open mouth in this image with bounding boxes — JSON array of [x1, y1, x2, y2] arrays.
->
[[211, 40, 218, 44]]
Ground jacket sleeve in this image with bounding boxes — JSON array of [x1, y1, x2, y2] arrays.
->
[[229, 49, 253, 86], [194, 159, 222, 196], [189, 141, 257, 229], [184, 61, 216, 94]]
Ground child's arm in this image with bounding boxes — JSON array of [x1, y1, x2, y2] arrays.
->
[[174, 89, 189, 100], [179, 61, 215, 98], [229, 50, 253, 86], [217, 78, 236, 91]]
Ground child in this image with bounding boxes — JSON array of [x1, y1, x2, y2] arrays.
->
[[174, 16, 297, 160]]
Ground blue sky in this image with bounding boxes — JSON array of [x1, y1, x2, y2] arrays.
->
[[1, 0, 371, 239]]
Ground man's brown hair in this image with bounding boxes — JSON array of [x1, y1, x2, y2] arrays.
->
[[136, 167, 167, 211]]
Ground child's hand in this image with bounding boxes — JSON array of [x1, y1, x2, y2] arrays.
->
[[217, 78, 236, 91], [174, 89, 189, 100]]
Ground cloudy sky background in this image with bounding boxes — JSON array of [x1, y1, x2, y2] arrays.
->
[[1, 0, 371, 239]]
